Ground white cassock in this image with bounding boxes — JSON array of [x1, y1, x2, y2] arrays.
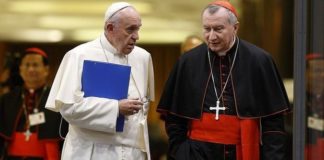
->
[[45, 34, 155, 160]]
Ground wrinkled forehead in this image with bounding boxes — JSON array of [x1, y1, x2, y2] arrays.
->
[[308, 59, 324, 66], [20, 54, 44, 64], [117, 8, 142, 25], [119, 7, 140, 19]]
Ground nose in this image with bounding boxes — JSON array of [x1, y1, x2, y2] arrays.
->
[[209, 29, 217, 40], [26, 66, 38, 73], [132, 31, 139, 40]]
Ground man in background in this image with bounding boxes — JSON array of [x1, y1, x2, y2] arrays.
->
[[0, 47, 64, 160], [0, 52, 23, 95], [181, 35, 203, 54], [305, 53, 324, 160]]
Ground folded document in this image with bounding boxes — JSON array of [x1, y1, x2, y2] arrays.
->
[[82, 60, 131, 132]]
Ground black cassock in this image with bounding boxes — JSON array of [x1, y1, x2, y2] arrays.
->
[[0, 86, 68, 160], [157, 38, 291, 160]]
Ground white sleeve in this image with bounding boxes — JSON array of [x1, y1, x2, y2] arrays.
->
[[60, 97, 119, 133], [148, 54, 155, 101], [46, 51, 82, 112]]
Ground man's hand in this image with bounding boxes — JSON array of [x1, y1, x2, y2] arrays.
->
[[118, 98, 143, 116]]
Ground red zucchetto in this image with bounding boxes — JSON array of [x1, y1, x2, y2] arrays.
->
[[306, 53, 324, 60], [25, 47, 48, 58], [209, 0, 238, 18]]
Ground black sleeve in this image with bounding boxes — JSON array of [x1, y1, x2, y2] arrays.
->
[[165, 114, 189, 160], [0, 137, 4, 159], [261, 113, 287, 160], [0, 96, 6, 159]]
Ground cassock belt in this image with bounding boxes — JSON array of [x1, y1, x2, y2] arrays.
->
[[7, 132, 59, 159], [188, 113, 260, 160], [305, 138, 324, 160]]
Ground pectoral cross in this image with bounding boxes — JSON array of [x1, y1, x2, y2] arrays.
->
[[24, 129, 32, 141], [209, 101, 226, 120]]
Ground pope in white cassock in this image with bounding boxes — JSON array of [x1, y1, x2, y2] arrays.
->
[[45, 2, 155, 160]]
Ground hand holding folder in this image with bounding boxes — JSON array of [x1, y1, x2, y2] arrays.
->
[[81, 60, 131, 132]]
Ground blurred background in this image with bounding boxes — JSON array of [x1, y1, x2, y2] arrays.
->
[[0, 0, 298, 159]]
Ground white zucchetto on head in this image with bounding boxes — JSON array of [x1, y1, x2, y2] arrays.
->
[[104, 2, 132, 22]]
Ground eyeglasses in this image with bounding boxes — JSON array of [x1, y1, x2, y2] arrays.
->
[[141, 97, 150, 104]]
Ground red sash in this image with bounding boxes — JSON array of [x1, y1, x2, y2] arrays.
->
[[7, 132, 59, 160], [305, 138, 324, 160], [188, 113, 260, 160]]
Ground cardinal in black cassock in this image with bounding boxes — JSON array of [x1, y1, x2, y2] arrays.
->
[[157, 1, 291, 160], [0, 48, 68, 160]]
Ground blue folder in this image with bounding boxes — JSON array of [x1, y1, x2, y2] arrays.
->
[[81, 60, 131, 132]]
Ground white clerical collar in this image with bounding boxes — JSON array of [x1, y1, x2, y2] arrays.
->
[[217, 36, 236, 56], [100, 33, 118, 55]]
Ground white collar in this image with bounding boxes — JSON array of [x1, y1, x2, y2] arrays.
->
[[100, 33, 118, 55], [217, 36, 236, 56]]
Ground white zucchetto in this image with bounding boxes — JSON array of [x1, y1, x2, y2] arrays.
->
[[104, 2, 131, 22]]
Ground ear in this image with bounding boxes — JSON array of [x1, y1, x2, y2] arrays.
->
[[106, 23, 114, 32], [44, 66, 50, 77], [233, 22, 239, 34]]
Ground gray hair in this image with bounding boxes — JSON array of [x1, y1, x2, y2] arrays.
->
[[104, 7, 128, 30], [204, 5, 238, 25]]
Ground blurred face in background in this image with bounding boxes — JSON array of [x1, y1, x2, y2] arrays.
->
[[181, 36, 203, 54], [307, 59, 324, 94], [20, 54, 49, 89]]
